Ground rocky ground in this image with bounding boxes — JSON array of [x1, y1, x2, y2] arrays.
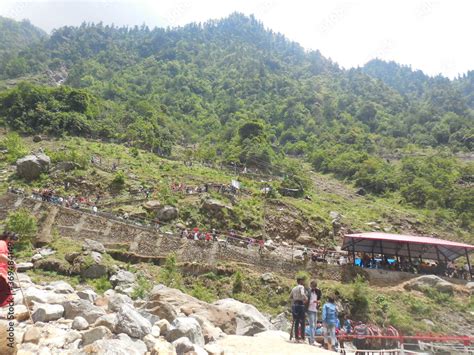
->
[[0, 268, 334, 355]]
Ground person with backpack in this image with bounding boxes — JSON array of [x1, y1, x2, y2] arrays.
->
[[322, 295, 338, 351], [306, 280, 322, 346], [289, 276, 308, 343]]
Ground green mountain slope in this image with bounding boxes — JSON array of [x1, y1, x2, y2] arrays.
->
[[0, 14, 472, 231]]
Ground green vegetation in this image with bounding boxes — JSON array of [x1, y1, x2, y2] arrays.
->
[[5, 208, 37, 249], [0, 14, 471, 232], [232, 270, 243, 294], [0, 132, 27, 163], [159, 254, 183, 289]]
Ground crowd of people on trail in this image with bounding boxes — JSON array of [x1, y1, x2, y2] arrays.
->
[[29, 188, 101, 212], [289, 276, 372, 352], [356, 253, 471, 280], [179, 227, 266, 254], [171, 182, 238, 195]]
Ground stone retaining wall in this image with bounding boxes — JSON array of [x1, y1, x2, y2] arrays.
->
[[0, 193, 433, 285]]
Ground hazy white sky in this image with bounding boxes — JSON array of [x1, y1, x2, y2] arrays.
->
[[1, 0, 473, 78]]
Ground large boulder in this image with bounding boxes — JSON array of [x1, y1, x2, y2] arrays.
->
[[24, 285, 78, 305], [404, 275, 454, 294], [83, 337, 147, 355], [55, 160, 79, 172], [45, 280, 75, 294], [270, 312, 291, 332], [110, 270, 136, 288], [157, 206, 179, 221], [190, 314, 225, 343], [81, 326, 112, 346], [167, 317, 204, 346], [143, 200, 161, 212], [77, 288, 98, 304], [146, 285, 236, 334], [63, 299, 106, 323], [107, 292, 133, 312], [16, 153, 50, 180], [172, 337, 194, 354], [31, 303, 64, 323], [201, 199, 233, 213], [151, 337, 177, 355], [33, 258, 70, 275], [466, 282, 474, 295], [93, 313, 118, 333], [72, 316, 89, 330], [115, 304, 152, 339], [83, 239, 106, 254], [212, 298, 273, 336]]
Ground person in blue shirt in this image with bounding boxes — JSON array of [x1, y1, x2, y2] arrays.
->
[[322, 295, 338, 352]]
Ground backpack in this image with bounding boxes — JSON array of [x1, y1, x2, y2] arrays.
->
[[324, 304, 337, 325]]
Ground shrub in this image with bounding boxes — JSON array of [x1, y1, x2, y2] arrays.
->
[[131, 275, 153, 300], [350, 275, 369, 321], [87, 276, 112, 294], [233, 270, 243, 294], [0, 132, 27, 163], [159, 253, 183, 289], [112, 171, 126, 186], [191, 283, 216, 303], [5, 208, 37, 249]]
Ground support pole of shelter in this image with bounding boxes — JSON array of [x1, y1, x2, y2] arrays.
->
[[407, 243, 412, 263], [435, 246, 441, 263], [465, 248, 472, 281], [351, 239, 356, 266]]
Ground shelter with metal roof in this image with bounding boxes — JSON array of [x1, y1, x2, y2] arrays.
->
[[342, 232, 473, 278]]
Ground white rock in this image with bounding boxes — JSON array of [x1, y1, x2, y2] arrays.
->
[[81, 326, 112, 346], [76, 288, 98, 304], [45, 280, 74, 294], [205, 343, 224, 355], [107, 293, 133, 312], [93, 313, 118, 333], [212, 298, 273, 336], [172, 336, 194, 354], [151, 337, 176, 355], [31, 304, 64, 323], [31, 253, 43, 262], [110, 269, 136, 287], [72, 316, 89, 330], [151, 325, 161, 338], [115, 304, 152, 339], [167, 317, 204, 346], [16, 262, 34, 272], [63, 299, 106, 323], [82, 239, 106, 253]]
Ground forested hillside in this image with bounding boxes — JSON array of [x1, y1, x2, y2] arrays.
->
[[0, 14, 472, 228]]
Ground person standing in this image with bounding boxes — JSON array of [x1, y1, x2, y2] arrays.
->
[[289, 277, 308, 343], [306, 280, 322, 345], [322, 295, 338, 351], [353, 320, 368, 351]]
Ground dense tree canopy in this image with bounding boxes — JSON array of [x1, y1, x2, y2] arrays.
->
[[0, 14, 472, 221]]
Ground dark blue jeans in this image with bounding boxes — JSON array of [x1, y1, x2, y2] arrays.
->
[[292, 303, 306, 340]]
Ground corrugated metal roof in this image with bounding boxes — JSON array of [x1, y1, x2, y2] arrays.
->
[[342, 232, 474, 261]]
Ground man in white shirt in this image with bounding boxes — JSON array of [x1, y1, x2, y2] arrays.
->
[[306, 280, 322, 345], [289, 277, 308, 342]]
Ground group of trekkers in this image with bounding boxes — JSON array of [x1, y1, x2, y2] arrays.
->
[[289, 276, 369, 351], [180, 228, 266, 254], [357, 253, 471, 280]]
